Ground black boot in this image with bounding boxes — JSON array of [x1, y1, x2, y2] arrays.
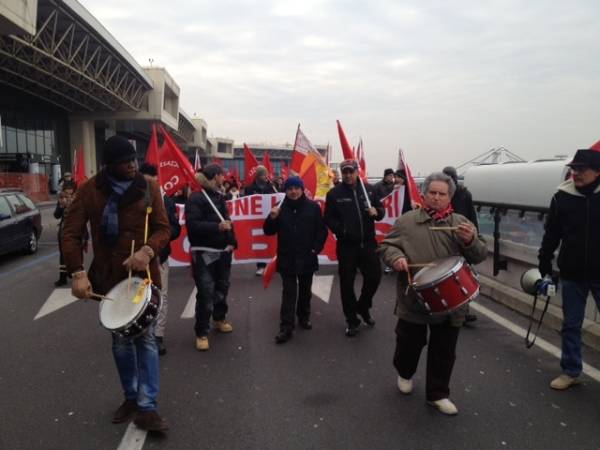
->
[[54, 274, 68, 287], [275, 330, 293, 344]]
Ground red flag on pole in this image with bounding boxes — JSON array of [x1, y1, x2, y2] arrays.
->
[[194, 148, 202, 172], [244, 143, 259, 183], [356, 138, 367, 178], [262, 151, 274, 179], [336, 120, 356, 161], [398, 148, 423, 207], [280, 161, 289, 180], [158, 125, 201, 195], [72, 146, 88, 186], [145, 125, 161, 184]]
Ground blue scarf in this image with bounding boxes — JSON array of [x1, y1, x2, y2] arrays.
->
[[101, 173, 133, 246]]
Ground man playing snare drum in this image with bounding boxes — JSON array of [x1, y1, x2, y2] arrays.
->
[[378, 172, 486, 415], [62, 136, 171, 431]]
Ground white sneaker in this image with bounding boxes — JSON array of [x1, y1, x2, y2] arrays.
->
[[427, 398, 458, 415], [397, 376, 413, 394], [550, 374, 580, 390], [255, 267, 265, 276]]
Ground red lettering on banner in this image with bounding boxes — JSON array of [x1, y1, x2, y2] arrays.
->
[[250, 195, 262, 215], [235, 197, 249, 216]]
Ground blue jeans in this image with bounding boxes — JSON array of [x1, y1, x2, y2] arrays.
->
[[560, 280, 600, 377], [112, 324, 159, 411]]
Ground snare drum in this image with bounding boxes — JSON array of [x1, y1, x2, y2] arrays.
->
[[411, 256, 479, 315], [99, 277, 161, 337]]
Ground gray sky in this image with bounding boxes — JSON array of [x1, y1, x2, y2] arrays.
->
[[81, 0, 600, 175]]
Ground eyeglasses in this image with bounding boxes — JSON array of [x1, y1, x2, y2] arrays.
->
[[341, 168, 355, 174]]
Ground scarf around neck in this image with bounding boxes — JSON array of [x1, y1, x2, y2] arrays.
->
[[101, 173, 133, 246], [424, 204, 454, 222]]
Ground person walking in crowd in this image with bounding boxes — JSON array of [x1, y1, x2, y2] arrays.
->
[[378, 171, 486, 415], [139, 163, 182, 355], [186, 164, 237, 352], [538, 146, 600, 390], [62, 135, 171, 431], [263, 176, 328, 344], [244, 165, 278, 275], [374, 168, 395, 200], [442, 166, 479, 323], [53, 186, 75, 286], [324, 159, 385, 337], [59, 171, 77, 191]]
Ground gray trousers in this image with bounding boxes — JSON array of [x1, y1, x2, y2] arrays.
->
[[155, 262, 169, 337]]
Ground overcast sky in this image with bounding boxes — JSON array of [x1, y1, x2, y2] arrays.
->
[[81, 0, 600, 175]]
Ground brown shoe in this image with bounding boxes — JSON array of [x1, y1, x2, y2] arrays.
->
[[213, 320, 233, 333], [134, 410, 169, 431], [195, 336, 209, 351], [112, 399, 137, 424]]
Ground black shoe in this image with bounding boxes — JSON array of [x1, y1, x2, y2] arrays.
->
[[156, 336, 166, 356], [298, 320, 312, 330], [112, 399, 137, 424], [275, 330, 292, 344], [134, 410, 169, 431], [465, 314, 478, 323], [358, 312, 376, 327], [54, 276, 68, 287], [345, 325, 359, 337]]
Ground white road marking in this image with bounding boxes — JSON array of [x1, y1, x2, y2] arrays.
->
[[312, 275, 334, 304], [470, 302, 600, 383], [181, 288, 197, 319], [34, 288, 79, 320], [116, 423, 146, 450]]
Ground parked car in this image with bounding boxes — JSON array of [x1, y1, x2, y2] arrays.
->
[[0, 189, 43, 256]]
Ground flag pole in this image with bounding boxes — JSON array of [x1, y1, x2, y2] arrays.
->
[[200, 189, 226, 222]]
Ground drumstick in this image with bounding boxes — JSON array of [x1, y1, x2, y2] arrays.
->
[[429, 226, 459, 231], [408, 263, 436, 268], [407, 270, 413, 286], [128, 240, 135, 295], [90, 293, 114, 302]]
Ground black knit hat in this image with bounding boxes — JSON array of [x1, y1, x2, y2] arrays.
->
[[384, 168, 394, 177], [102, 135, 137, 165]]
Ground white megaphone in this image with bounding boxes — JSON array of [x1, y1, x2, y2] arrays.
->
[[520, 268, 556, 297]]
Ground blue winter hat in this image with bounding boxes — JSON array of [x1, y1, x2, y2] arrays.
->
[[283, 176, 304, 191]]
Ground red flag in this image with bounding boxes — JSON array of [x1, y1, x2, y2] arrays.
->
[[356, 138, 367, 178], [263, 255, 278, 289], [145, 125, 161, 184], [590, 140, 600, 152], [336, 120, 356, 161], [158, 125, 201, 195], [244, 143, 259, 183], [398, 148, 423, 206], [194, 148, 202, 172], [262, 151, 274, 178], [72, 146, 88, 186], [280, 161, 289, 180]]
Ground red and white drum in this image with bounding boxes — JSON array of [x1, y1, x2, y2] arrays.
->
[[411, 256, 479, 315]]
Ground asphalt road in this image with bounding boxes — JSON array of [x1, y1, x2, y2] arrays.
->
[[1, 222, 599, 450]]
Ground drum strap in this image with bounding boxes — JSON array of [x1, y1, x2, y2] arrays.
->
[[143, 178, 153, 283], [525, 293, 551, 349]]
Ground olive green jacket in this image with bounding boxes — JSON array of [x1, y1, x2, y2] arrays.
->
[[378, 208, 487, 325]]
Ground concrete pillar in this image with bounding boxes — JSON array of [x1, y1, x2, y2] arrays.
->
[[69, 119, 97, 176]]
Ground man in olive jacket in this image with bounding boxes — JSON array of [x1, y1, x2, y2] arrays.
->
[[379, 172, 486, 416]]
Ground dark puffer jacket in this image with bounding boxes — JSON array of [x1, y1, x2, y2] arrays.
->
[[263, 195, 328, 275], [324, 182, 384, 247], [185, 187, 237, 250], [539, 178, 600, 281]]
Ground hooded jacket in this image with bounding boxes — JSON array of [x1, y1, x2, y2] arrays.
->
[[539, 178, 600, 281]]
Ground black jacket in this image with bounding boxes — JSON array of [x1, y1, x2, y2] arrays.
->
[[244, 180, 278, 195], [263, 195, 328, 275], [539, 179, 600, 281], [159, 194, 182, 263], [374, 179, 394, 200], [324, 182, 385, 247], [451, 185, 479, 229], [185, 188, 237, 250]]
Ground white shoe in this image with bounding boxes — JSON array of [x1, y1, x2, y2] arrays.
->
[[427, 398, 458, 415], [255, 267, 265, 276], [550, 374, 580, 390], [397, 376, 413, 394]]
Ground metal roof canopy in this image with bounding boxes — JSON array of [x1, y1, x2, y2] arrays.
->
[[0, 0, 153, 113]]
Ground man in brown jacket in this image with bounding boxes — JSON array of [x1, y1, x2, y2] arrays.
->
[[379, 171, 487, 415], [62, 135, 171, 431]]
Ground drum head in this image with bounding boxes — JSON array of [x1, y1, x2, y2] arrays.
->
[[413, 256, 464, 287], [100, 277, 149, 330]]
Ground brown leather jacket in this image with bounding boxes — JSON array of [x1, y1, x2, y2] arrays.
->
[[62, 170, 170, 295]]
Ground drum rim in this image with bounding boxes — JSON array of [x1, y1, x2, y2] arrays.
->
[[412, 256, 468, 290], [424, 287, 480, 315], [99, 277, 154, 332]]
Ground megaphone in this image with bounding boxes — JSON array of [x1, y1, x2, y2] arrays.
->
[[520, 268, 556, 297]]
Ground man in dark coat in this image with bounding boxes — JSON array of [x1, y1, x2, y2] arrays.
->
[[538, 146, 600, 391], [324, 159, 385, 336], [139, 163, 182, 356], [53, 186, 75, 286], [263, 176, 328, 343], [185, 164, 237, 352], [374, 168, 395, 200], [62, 135, 171, 431]]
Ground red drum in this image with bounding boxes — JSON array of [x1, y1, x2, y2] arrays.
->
[[411, 256, 479, 315]]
